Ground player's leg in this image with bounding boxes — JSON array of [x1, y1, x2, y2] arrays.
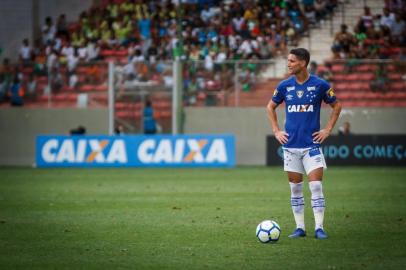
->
[[287, 171, 306, 238], [304, 147, 328, 239], [283, 149, 306, 238]]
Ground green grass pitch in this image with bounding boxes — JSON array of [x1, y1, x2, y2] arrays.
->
[[0, 167, 405, 269]]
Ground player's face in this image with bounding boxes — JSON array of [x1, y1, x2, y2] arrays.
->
[[287, 54, 305, 75]]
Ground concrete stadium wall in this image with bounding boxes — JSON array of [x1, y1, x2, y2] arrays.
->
[[0, 107, 405, 166], [0, 0, 33, 62], [183, 107, 406, 165], [0, 108, 108, 166]]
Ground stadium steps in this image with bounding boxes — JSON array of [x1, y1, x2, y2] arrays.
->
[[329, 58, 406, 106], [297, 0, 385, 65], [226, 61, 406, 107]]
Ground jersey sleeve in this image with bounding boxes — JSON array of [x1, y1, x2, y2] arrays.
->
[[321, 80, 337, 104], [271, 83, 285, 104]]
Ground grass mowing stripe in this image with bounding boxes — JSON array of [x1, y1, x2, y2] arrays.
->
[[0, 167, 405, 270]]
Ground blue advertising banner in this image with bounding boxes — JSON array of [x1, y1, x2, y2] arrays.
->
[[267, 135, 406, 166], [36, 135, 235, 168]]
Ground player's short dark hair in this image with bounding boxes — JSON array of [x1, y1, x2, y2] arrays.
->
[[289, 48, 310, 67]]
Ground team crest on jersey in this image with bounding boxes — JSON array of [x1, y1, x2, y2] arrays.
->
[[273, 89, 278, 96], [296, 90, 304, 98], [287, 86, 295, 92], [307, 86, 316, 91]]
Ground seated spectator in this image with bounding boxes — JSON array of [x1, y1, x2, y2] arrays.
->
[[86, 63, 102, 84], [332, 24, 355, 57], [285, 23, 298, 46], [395, 47, 406, 75], [9, 76, 24, 106], [135, 62, 149, 81], [258, 37, 273, 59], [360, 6, 374, 29], [60, 40, 74, 62], [390, 13, 406, 46], [309, 61, 318, 75], [370, 63, 388, 93], [363, 30, 384, 58], [19, 39, 33, 67], [143, 100, 157, 134], [70, 125, 86, 135], [184, 76, 199, 106], [201, 4, 215, 23], [42, 16, 56, 45], [338, 121, 351, 136], [138, 13, 151, 41], [50, 66, 64, 92], [318, 62, 333, 83], [380, 8, 395, 29], [26, 74, 37, 98], [304, 4, 317, 26], [344, 57, 361, 74], [71, 28, 86, 48], [86, 41, 101, 62], [114, 124, 126, 135], [354, 22, 367, 46], [56, 14, 69, 41], [67, 49, 80, 88], [314, 0, 328, 21], [0, 74, 7, 102], [0, 58, 13, 101], [33, 53, 47, 76]]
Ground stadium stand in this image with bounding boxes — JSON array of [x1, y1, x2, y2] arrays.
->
[[1, 0, 339, 131], [1, 0, 405, 128]]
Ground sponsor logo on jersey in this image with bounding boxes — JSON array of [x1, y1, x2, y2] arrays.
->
[[296, 90, 304, 98], [286, 86, 295, 91], [286, 94, 293, 101], [307, 86, 316, 91], [287, 104, 314, 113], [273, 89, 278, 96]]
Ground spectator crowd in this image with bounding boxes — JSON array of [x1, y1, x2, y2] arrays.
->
[[5, 0, 406, 107], [331, 1, 406, 59], [1, 0, 340, 106]]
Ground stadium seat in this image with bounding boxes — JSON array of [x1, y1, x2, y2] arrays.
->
[[100, 50, 115, 57], [331, 64, 345, 72], [387, 73, 402, 80], [160, 110, 172, 118], [389, 82, 405, 91], [79, 84, 94, 92], [113, 50, 128, 57], [93, 84, 108, 92]]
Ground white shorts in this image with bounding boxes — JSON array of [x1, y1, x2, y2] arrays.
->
[[283, 147, 327, 175]]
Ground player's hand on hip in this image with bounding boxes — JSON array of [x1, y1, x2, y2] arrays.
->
[[312, 129, 330, 143], [275, 131, 289, 145]]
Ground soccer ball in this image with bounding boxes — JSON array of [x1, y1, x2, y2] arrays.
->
[[256, 220, 281, 243]]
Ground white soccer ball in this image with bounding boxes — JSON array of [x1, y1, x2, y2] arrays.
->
[[256, 220, 281, 243]]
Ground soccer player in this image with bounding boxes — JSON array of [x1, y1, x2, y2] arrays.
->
[[267, 48, 342, 239]]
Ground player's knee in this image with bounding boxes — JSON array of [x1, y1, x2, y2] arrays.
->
[[309, 180, 322, 194], [289, 181, 303, 196], [289, 178, 303, 184]]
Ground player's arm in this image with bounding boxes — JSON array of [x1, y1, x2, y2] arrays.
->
[[267, 100, 289, 144], [313, 100, 342, 143]]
